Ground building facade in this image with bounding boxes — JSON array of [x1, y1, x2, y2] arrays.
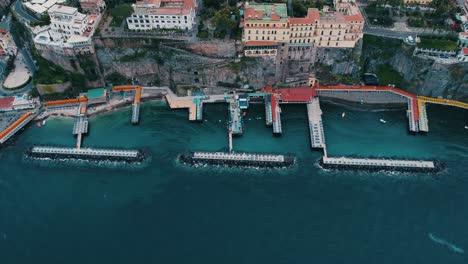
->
[[79, 0, 106, 14], [126, 0, 196, 31], [33, 5, 99, 56], [459, 32, 468, 48], [403, 0, 433, 5], [462, 0, 468, 15], [242, 2, 364, 57], [0, 29, 18, 56]]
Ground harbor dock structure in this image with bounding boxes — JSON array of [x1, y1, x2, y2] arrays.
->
[[307, 98, 326, 150], [73, 115, 89, 149], [193, 151, 285, 162], [407, 98, 419, 133], [28, 146, 144, 162], [0, 111, 35, 144], [179, 151, 295, 168], [110, 85, 142, 124], [228, 95, 243, 135], [111, 85, 140, 92], [264, 95, 273, 126], [314, 85, 421, 132], [44, 96, 88, 108], [417, 99, 429, 132], [165, 93, 203, 121], [131, 86, 142, 124], [271, 94, 282, 134], [321, 156, 439, 172], [417, 96, 468, 109]]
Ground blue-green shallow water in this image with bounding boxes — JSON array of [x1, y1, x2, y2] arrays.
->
[[0, 102, 467, 263]]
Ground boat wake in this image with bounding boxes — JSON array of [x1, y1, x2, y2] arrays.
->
[[428, 233, 464, 254]]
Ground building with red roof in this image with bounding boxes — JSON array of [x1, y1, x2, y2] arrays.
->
[[242, 0, 364, 57]]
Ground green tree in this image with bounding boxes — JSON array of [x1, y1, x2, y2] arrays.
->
[[212, 7, 238, 38]]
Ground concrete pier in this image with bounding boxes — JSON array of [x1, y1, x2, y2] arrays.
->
[[322, 156, 437, 170], [228, 96, 243, 135], [193, 151, 286, 162], [264, 96, 273, 126], [418, 100, 429, 132], [29, 146, 142, 161], [271, 94, 282, 134], [72, 116, 89, 135], [307, 98, 326, 149], [131, 104, 140, 124], [407, 99, 419, 132], [73, 115, 88, 149]]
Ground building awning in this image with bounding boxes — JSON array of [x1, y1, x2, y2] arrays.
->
[[245, 41, 277, 47]]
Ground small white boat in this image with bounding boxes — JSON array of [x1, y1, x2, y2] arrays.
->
[[342, 112, 346, 118], [42, 120, 46, 125], [380, 119, 387, 124], [465, 126, 468, 130]]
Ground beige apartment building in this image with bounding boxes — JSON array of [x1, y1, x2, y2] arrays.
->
[[242, 2, 364, 57], [242, 3, 289, 57]]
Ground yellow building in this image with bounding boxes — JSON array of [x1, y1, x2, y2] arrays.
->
[[242, 2, 364, 56], [242, 3, 289, 56]]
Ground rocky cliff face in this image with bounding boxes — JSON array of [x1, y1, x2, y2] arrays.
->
[[316, 36, 467, 102], [96, 35, 466, 101], [96, 44, 276, 90], [388, 51, 468, 101]]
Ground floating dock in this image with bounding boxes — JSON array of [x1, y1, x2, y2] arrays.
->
[[307, 98, 326, 150], [27, 146, 144, 162], [0, 111, 35, 144], [321, 156, 441, 172], [179, 151, 295, 168], [271, 94, 282, 134]]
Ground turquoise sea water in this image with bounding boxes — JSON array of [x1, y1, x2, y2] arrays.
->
[[0, 101, 467, 263]]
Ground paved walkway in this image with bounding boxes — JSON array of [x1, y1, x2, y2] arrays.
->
[[3, 53, 32, 89]]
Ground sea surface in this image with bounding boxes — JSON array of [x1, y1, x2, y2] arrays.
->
[[0, 101, 467, 263]]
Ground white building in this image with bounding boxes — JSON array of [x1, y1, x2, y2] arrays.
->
[[126, 0, 197, 31], [0, 29, 17, 56], [33, 5, 100, 56], [23, 0, 67, 18], [457, 47, 468, 62], [48, 5, 89, 38]]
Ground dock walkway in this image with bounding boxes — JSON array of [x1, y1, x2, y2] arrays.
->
[[30, 146, 140, 158], [0, 111, 35, 144], [418, 100, 429, 132], [264, 96, 273, 126], [193, 152, 285, 162], [228, 97, 243, 134], [407, 99, 419, 132], [271, 94, 282, 134], [322, 156, 435, 169], [307, 98, 326, 149]]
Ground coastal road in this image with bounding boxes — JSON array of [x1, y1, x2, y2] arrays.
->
[[13, 0, 41, 23]]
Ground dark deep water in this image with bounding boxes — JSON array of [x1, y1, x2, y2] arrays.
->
[[0, 102, 467, 263]]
